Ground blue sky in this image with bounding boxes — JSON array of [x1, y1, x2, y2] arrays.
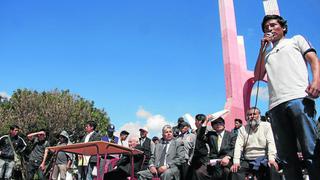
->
[[1, 0, 319, 137]]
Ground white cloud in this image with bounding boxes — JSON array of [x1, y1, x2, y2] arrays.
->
[[136, 106, 152, 119], [118, 107, 174, 138], [183, 113, 196, 130], [251, 86, 269, 101], [0, 92, 11, 100]]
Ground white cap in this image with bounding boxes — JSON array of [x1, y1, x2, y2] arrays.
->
[[207, 109, 229, 122]]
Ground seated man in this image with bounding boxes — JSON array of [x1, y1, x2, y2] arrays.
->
[[104, 136, 144, 180], [230, 107, 281, 180], [201, 116, 236, 180], [137, 125, 184, 180]]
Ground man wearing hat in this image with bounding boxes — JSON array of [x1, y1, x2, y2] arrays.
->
[[102, 124, 119, 144], [176, 121, 196, 180], [152, 136, 160, 145], [139, 127, 153, 170], [203, 116, 237, 180], [41, 131, 72, 180]]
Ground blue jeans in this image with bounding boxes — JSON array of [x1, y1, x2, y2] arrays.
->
[[269, 98, 320, 180], [0, 158, 14, 179]]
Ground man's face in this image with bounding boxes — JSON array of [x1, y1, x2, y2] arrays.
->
[[162, 128, 173, 141], [38, 133, 46, 141], [195, 120, 202, 129], [120, 134, 128, 141], [212, 122, 225, 133], [235, 121, 242, 129], [59, 136, 66, 143], [140, 130, 147, 138], [85, 124, 94, 133], [246, 109, 260, 122], [128, 138, 139, 148], [10, 128, 19, 137], [180, 126, 189, 134], [263, 19, 285, 42]]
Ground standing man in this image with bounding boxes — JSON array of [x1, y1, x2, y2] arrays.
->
[[137, 125, 184, 180], [139, 128, 153, 170], [101, 124, 119, 144], [27, 130, 50, 180], [79, 121, 101, 180], [41, 130, 72, 180], [0, 125, 27, 180], [188, 114, 211, 180], [172, 117, 185, 138], [118, 130, 130, 147], [230, 107, 280, 180], [231, 119, 242, 136], [254, 14, 320, 180]]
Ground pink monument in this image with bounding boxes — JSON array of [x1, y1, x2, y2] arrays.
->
[[218, 0, 279, 130]]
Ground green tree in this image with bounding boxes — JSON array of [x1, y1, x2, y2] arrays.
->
[[0, 89, 110, 143]]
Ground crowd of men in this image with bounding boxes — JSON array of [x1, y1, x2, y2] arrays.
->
[[1, 14, 320, 180], [1, 106, 319, 180]]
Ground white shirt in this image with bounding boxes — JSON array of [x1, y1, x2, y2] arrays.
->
[[265, 35, 314, 109]]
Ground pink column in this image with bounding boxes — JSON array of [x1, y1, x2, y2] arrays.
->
[[218, 0, 253, 130]]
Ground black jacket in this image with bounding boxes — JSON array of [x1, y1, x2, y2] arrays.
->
[[80, 131, 101, 163], [191, 127, 209, 165], [139, 137, 151, 169], [0, 135, 26, 160], [206, 130, 236, 160], [116, 144, 145, 176]]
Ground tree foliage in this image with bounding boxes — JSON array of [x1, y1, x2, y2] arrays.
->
[[0, 89, 109, 143]]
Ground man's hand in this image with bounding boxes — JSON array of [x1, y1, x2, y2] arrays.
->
[[149, 166, 157, 175], [305, 51, 320, 99], [40, 162, 46, 171], [268, 159, 279, 171], [230, 163, 240, 173], [157, 165, 168, 174], [306, 81, 320, 98], [220, 156, 230, 166]]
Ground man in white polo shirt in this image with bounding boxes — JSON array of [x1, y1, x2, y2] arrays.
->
[[254, 14, 320, 180]]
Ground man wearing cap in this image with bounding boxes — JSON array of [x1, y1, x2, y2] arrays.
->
[[139, 128, 154, 170], [101, 124, 119, 144], [172, 117, 185, 138], [41, 130, 72, 180], [152, 136, 160, 145], [118, 130, 130, 147], [176, 121, 196, 180], [230, 107, 280, 180], [203, 116, 237, 180]]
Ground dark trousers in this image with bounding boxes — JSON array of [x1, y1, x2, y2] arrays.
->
[[27, 162, 45, 180], [231, 160, 281, 180], [210, 164, 231, 180], [104, 168, 128, 180], [180, 162, 190, 180], [188, 162, 211, 180], [269, 98, 320, 180]]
